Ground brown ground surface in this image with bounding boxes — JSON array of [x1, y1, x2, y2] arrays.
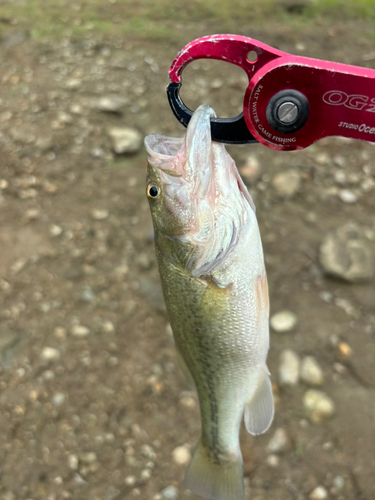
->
[[0, 10, 374, 500]]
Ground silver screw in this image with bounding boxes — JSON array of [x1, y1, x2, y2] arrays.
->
[[277, 101, 299, 124]]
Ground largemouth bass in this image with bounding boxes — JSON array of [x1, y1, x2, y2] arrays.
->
[[145, 104, 273, 500]]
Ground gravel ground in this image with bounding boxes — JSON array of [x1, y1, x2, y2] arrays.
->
[[0, 12, 374, 500]]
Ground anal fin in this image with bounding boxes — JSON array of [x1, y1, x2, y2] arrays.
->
[[244, 365, 274, 435]]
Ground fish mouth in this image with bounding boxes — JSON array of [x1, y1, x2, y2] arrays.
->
[[145, 104, 216, 195]]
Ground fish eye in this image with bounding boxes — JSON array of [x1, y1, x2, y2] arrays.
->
[[147, 183, 160, 199]]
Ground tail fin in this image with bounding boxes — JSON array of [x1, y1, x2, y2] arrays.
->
[[183, 440, 244, 500]]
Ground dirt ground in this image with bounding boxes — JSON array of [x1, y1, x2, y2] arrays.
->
[[0, 8, 374, 500]]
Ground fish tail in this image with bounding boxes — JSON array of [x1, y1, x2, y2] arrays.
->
[[183, 440, 244, 500]]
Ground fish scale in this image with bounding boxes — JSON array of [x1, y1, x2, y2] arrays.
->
[[145, 104, 274, 500]]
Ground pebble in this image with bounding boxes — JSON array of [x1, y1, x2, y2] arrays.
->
[[179, 395, 196, 409], [300, 356, 324, 386], [102, 320, 115, 334], [68, 454, 79, 470], [309, 485, 328, 499], [239, 155, 261, 185], [338, 189, 357, 204], [267, 428, 289, 453], [52, 392, 65, 406], [303, 390, 335, 423], [279, 349, 300, 386], [161, 486, 179, 500], [270, 310, 297, 332], [266, 454, 280, 467], [65, 78, 81, 90], [333, 476, 345, 489], [80, 452, 97, 463], [272, 169, 301, 198], [91, 208, 109, 220], [71, 325, 90, 337], [125, 475, 136, 486], [96, 95, 128, 113], [107, 126, 142, 154], [172, 446, 191, 465], [319, 223, 374, 282], [81, 287, 95, 302], [41, 346, 60, 361], [49, 224, 63, 236]]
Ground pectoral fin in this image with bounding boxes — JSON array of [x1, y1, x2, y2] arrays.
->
[[244, 366, 274, 435]]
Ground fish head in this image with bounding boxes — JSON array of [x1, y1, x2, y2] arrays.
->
[[145, 104, 255, 274]]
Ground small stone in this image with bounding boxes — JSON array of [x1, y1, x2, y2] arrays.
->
[[161, 486, 179, 500], [96, 95, 128, 113], [57, 111, 73, 124], [141, 469, 152, 480], [338, 189, 357, 204], [272, 169, 301, 198], [36, 135, 54, 153], [125, 475, 136, 486], [337, 341, 352, 359], [333, 476, 344, 489], [68, 454, 79, 470], [333, 170, 347, 185], [108, 127, 142, 154], [172, 446, 191, 465], [25, 208, 40, 220], [239, 155, 261, 185], [303, 390, 335, 423], [41, 347, 60, 361], [70, 103, 84, 115], [0, 179, 9, 189], [102, 321, 115, 334], [49, 224, 63, 236], [300, 356, 324, 386], [0, 110, 13, 122], [65, 78, 81, 90], [91, 208, 109, 220], [266, 454, 280, 467], [179, 395, 196, 409], [52, 392, 66, 406], [81, 287, 95, 302], [270, 310, 297, 332], [319, 223, 374, 282], [71, 325, 90, 337], [80, 452, 97, 464], [279, 349, 300, 386], [267, 428, 289, 453], [309, 485, 328, 499], [136, 253, 150, 270]]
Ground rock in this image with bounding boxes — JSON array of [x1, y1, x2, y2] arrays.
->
[[303, 390, 335, 423], [279, 349, 300, 386], [161, 486, 179, 500], [81, 287, 95, 302], [332, 476, 345, 489], [300, 356, 324, 386], [309, 485, 328, 499], [266, 454, 280, 467], [41, 347, 60, 361], [172, 446, 191, 465], [96, 95, 128, 113], [91, 208, 109, 220], [80, 452, 97, 463], [107, 126, 142, 154], [125, 475, 136, 486], [52, 392, 66, 406], [319, 223, 374, 282], [102, 321, 115, 334], [65, 78, 81, 90], [267, 428, 289, 453], [272, 169, 301, 198], [239, 155, 261, 185], [71, 325, 90, 337], [270, 310, 297, 332], [68, 454, 79, 470], [49, 224, 63, 236], [338, 189, 357, 203]]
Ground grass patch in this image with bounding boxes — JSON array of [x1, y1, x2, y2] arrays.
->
[[1, 0, 375, 42]]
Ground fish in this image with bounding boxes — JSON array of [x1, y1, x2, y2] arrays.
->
[[145, 104, 274, 500]]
